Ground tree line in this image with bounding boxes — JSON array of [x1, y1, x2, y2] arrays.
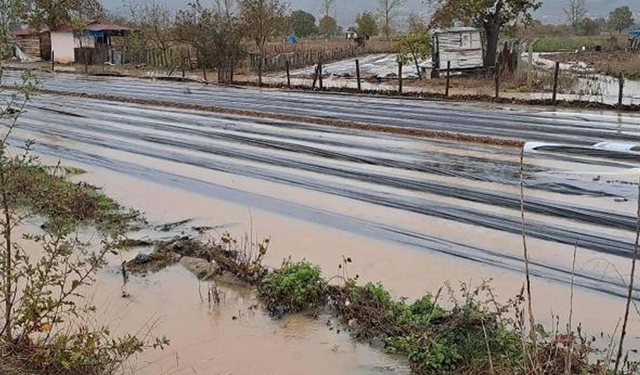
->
[[563, 1, 636, 36], [3, 0, 635, 79]]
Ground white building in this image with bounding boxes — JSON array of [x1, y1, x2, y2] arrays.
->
[[431, 27, 484, 76]]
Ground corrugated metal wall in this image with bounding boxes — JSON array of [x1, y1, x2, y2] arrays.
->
[[436, 31, 484, 70]]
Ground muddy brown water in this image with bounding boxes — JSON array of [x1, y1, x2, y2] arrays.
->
[[4, 76, 640, 372], [68, 166, 639, 373]]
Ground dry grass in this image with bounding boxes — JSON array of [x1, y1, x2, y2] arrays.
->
[[542, 51, 640, 80]]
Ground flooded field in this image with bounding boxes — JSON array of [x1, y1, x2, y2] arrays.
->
[[4, 73, 640, 373]]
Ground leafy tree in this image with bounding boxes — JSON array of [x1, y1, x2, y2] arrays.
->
[[23, 0, 105, 30], [397, 30, 431, 80], [290, 9, 317, 37], [608, 6, 634, 33], [239, 0, 289, 85], [356, 11, 379, 36], [563, 0, 586, 33], [428, 0, 541, 68], [377, 0, 405, 40], [0, 0, 24, 58], [318, 15, 338, 36]]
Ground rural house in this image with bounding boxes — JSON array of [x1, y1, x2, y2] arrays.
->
[[12, 22, 130, 64], [431, 27, 484, 77]]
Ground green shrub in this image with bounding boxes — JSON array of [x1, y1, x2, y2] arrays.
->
[[259, 259, 327, 315]]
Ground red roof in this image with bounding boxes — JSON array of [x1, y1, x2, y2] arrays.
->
[[14, 22, 129, 35], [49, 24, 75, 33], [11, 27, 42, 36]]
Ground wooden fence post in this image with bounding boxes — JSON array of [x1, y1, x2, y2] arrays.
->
[[318, 60, 323, 89], [494, 62, 500, 99], [312, 65, 319, 89], [398, 61, 403, 94], [286, 60, 291, 89], [618, 73, 624, 108], [552, 61, 560, 104], [355, 59, 361, 92], [445, 61, 451, 97], [51, 51, 55, 72], [182, 50, 186, 78], [84, 49, 89, 74]]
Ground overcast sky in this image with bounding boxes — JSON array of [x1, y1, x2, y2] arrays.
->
[[105, 0, 640, 26]]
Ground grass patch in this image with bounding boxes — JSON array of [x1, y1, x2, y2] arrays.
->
[[533, 35, 627, 53], [8, 163, 144, 234], [258, 259, 327, 316]]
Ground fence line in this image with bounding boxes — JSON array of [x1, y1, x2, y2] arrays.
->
[[247, 45, 359, 72]]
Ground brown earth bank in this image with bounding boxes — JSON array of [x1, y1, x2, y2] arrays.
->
[[541, 51, 640, 79]]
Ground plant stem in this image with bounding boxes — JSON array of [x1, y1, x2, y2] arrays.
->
[[519, 148, 538, 374], [614, 174, 640, 373]]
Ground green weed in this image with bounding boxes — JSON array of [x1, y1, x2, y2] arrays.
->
[[259, 259, 328, 315]]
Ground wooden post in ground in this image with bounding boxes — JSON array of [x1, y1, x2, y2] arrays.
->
[[445, 61, 451, 97], [494, 62, 500, 99], [312, 65, 319, 89], [84, 49, 89, 74], [552, 61, 560, 104], [318, 60, 323, 89], [618, 73, 624, 108], [230, 56, 235, 84], [182, 52, 186, 78], [198, 51, 207, 82], [286, 60, 291, 89], [527, 44, 533, 88], [51, 51, 55, 72], [398, 61, 403, 94], [355, 59, 362, 92]]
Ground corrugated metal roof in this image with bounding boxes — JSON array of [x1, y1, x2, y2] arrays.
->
[[46, 22, 130, 33], [433, 27, 481, 35], [85, 23, 130, 32]]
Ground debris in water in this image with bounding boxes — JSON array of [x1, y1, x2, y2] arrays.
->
[[154, 219, 194, 232]]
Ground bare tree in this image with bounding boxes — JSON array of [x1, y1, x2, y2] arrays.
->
[[406, 11, 427, 33], [126, 0, 174, 56], [175, 0, 243, 83], [563, 0, 586, 33], [320, 0, 335, 18], [377, 0, 405, 40], [239, 0, 288, 85]]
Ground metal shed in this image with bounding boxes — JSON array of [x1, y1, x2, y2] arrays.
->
[[431, 27, 484, 77], [630, 30, 640, 51]]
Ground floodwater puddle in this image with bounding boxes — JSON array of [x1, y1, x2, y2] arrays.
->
[[60, 161, 640, 366], [93, 265, 410, 375], [7, 81, 640, 371]]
